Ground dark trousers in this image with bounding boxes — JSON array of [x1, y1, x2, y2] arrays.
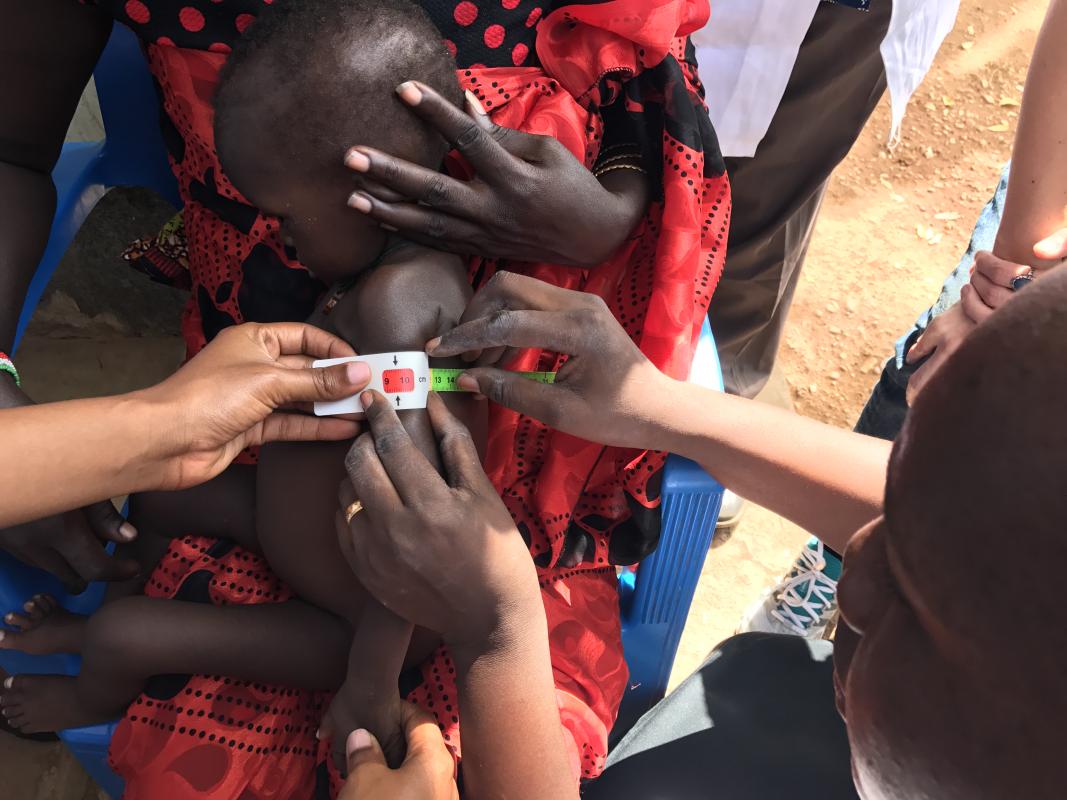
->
[[710, 0, 893, 398], [584, 633, 858, 799]]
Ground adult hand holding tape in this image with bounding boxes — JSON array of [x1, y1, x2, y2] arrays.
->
[[425, 272, 670, 450]]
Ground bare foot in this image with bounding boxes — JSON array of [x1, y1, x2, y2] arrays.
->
[[0, 674, 111, 734], [0, 594, 87, 655], [319, 681, 407, 774]]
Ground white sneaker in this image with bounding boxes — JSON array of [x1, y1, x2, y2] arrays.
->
[[716, 489, 746, 529], [738, 539, 841, 638]]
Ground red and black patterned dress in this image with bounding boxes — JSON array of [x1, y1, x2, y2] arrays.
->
[[77, 1, 729, 797]]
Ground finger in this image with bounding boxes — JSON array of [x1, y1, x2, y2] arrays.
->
[[425, 394, 490, 492], [399, 704, 452, 774], [343, 432, 403, 515], [427, 309, 587, 359], [26, 548, 84, 595], [268, 361, 372, 406], [55, 516, 139, 584], [275, 354, 316, 370], [82, 501, 137, 544], [346, 728, 386, 774], [359, 391, 443, 502], [394, 81, 514, 175], [258, 322, 358, 360], [969, 271, 1014, 310], [1034, 228, 1067, 261], [345, 147, 479, 215], [455, 272, 593, 327], [905, 331, 934, 365], [459, 367, 565, 423], [257, 413, 360, 445], [972, 251, 1030, 287], [959, 283, 994, 324], [347, 193, 488, 250]]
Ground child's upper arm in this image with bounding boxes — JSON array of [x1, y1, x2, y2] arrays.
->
[[318, 245, 486, 467]]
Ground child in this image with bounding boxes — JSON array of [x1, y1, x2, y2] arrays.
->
[[0, 0, 479, 777]]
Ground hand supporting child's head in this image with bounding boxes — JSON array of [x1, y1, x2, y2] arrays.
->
[[213, 0, 463, 284]]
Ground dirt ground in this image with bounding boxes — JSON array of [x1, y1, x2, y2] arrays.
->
[[1, 0, 1046, 795]]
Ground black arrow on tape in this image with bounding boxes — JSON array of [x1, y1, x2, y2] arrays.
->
[[393, 354, 398, 365], [395, 396, 401, 407]]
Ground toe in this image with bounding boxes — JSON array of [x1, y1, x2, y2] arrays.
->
[[5, 611, 30, 630]]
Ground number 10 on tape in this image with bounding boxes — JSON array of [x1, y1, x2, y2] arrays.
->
[[312, 352, 555, 415]]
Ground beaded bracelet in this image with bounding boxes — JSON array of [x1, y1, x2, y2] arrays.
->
[[0, 351, 19, 387]]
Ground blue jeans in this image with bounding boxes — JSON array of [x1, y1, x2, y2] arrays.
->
[[854, 165, 1010, 440]]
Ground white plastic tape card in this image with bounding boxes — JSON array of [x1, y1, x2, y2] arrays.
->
[[313, 351, 431, 415]]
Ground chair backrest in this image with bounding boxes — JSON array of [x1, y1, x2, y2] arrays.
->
[[94, 23, 180, 204]]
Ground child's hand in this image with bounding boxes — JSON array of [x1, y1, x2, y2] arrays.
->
[[337, 391, 541, 650], [337, 705, 457, 800], [905, 303, 977, 405]]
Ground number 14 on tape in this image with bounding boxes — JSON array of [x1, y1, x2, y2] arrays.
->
[[312, 352, 555, 416]]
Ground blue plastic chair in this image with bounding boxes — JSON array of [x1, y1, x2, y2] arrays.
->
[[0, 23, 722, 796]]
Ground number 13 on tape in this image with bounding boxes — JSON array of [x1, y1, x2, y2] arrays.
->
[[313, 352, 431, 415]]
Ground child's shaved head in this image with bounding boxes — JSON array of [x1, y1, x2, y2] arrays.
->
[[212, 0, 462, 282], [214, 0, 461, 182], [216, 0, 461, 178]]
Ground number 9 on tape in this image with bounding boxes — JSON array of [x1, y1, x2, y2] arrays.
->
[[313, 352, 431, 415]]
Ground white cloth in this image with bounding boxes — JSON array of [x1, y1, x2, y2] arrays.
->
[[694, 0, 960, 158]]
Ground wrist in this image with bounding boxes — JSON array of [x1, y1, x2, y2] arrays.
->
[[447, 577, 545, 671], [121, 389, 190, 491]]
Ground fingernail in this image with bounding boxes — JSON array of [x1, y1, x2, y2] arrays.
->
[[348, 192, 372, 213], [119, 522, 137, 541], [347, 728, 372, 756], [425, 336, 442, 354], [4, 614, 14, 623], [315, 727, 324, 741], [344, 149, 370, 172], [465, 89, 487, 115], [345, 362, 371, 385], [4, 677, 13, 689], [457, 374, 480, 392], [396, 81, 423, 106], [0, 632, 6, 642], [360, 391, 375, 409]]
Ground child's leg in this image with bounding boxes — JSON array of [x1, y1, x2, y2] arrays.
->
[[0, 595, 350, 734], [0, 466, 259, 657]]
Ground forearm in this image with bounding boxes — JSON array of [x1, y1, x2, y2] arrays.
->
[[451, 584, 577, 800], [0, 162, 56, 358], [649, 380, 890, 553], [993, 0, 1067, 264], [0, 393, 167, 527]]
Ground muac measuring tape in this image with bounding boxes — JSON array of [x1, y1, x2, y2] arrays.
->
[[313, 352, 555, 415]]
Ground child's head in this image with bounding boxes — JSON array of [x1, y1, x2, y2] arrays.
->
[[215, 0, 461, 283]]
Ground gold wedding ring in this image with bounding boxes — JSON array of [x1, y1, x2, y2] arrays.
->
[[344, 500, 364, 524]]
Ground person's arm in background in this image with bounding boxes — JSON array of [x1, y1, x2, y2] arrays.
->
[[989, 0, 1067, 268], [907, 0, 1067, 398], [428, 273, 889, 555], [0, 1, 111, 373], [0, 323, 366, 528]]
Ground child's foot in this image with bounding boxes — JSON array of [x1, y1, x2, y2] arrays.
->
[[0, 674, 109, 734], [0, 594, 87, 655]]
